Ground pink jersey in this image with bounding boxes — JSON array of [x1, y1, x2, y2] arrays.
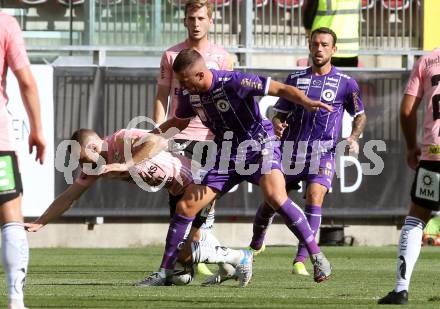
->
[[405, 48, 440, 161], [75, 129, 193, 196], [157, 41, 231, 141], [0, 12, 30, 150]]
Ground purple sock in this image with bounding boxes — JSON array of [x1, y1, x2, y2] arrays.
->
[[276, 199, 320, 256], [160, 214, 194, 270], [250, 203, 276, 250], [294, 204, 322, 263]]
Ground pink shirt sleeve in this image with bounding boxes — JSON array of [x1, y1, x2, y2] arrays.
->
[[5, 16, 30, 72], [405, 57, 424, 98], [157, 52, 172, 88]]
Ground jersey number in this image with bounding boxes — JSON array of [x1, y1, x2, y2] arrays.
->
[[432, 74, 440, 136]]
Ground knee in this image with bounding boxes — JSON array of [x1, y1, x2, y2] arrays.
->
[[306, 191, 325, 205], [265, 194, 287, 210], [176, 200, 192, 217]]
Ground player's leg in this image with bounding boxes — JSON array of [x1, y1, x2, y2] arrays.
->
[[0, 151, 28, 309], [378, 202, 430, 305], [248, 202, 275, 251], [379, 161, 439, 304], [258, 169, 331, 282], [293, 182, 326, 276], [137, 184, 217, 286]]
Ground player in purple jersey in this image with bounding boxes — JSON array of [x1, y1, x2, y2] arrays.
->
[[248, 27, 367, 276], [137, 48, 334, 287]]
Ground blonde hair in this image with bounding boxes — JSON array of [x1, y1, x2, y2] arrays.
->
[[184, 0, 213, 19]]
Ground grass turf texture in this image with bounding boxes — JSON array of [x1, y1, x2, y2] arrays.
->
[[1, 246, 439, 308]]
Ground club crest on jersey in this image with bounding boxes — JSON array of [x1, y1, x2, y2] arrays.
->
[[216, 99, 230, 112], [322, 89, 336, 102]]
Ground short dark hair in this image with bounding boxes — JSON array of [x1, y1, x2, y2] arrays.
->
[[172, 48, 204, 73], [68, 128, 98, 153], [311, 27, 337, 46]]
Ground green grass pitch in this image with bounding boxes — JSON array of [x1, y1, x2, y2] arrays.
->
[[1, 246, 439, 308]]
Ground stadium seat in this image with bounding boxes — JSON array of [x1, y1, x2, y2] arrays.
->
[[57, 0, 85, 6], [20, 0, 48, 4], [273, 0, 304, 8], [381, 0, 410, 10], [362, 0, 375, 10], [254, 0, 268, 7]]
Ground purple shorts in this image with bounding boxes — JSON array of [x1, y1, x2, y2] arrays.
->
[[202, 142, 282, 194], [284, 156, 335, 191]]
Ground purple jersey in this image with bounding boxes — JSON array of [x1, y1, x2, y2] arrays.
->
[[274, 66, 364, 164], [175, 69, 272, 146]]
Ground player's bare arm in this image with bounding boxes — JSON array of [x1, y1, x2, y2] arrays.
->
[[129, 134, 168, 166], [346, 113, 367, 154], [268, 80, 333, 113], [272, 112, 288, 138], [153, 85, 172, 124], [400, 94, 422, 169], [14, 66, 46, 164], [24, 182, 89, 232], [152, 116, 191, 138]]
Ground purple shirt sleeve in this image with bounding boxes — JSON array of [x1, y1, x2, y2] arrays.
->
[[344, 79, 364, 116], [175, 91, 197, 119], [229, 71, 270, 99]]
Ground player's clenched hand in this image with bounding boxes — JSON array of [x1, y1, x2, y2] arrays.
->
[[275, 122, 288, 138], [303, 99, 333, 113], [406, 147, 421, 170], [346, 137, 359, 155], [28, 130, 46, 164], [24, 222, 44, 232]]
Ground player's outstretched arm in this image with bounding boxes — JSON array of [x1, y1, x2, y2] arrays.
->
[[268, 80, 333, 113], [24, 182, 89, 232], [152, 116, 190, 138]]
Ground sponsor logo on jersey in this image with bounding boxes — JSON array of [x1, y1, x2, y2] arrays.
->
[[325, 82, 338, 88], [327, 76, 339, 83], [190, 95, 201, 103], [322, 89, 336, 102], [428, 145, 440, 155], [240, 78, 263, 90], [311, 79, 322, 87], [297, 78, 311, 85], [212, 87, 223, 94], [215, 99, 231, 112]]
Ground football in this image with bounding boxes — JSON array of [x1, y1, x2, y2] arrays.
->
[[171, 262, 194, 286]]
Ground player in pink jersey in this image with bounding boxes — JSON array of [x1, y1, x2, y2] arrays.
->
[[153, 0, 233, 280], [25, 128, 243, 285], [379, 49, 440, 305], [0, 12, 46, 309]]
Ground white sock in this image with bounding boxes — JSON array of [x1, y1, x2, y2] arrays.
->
[[2, 222, 28, 304], [395, 216, 425, 293], [192, 242, 244, 266], [199, 229, 220, 248], [200, 206, 215, 230]]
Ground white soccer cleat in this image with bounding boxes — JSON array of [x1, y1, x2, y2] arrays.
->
[[201, 263, 237, 286], [236, 249, 253, 288], [311, 252, 331, 283]]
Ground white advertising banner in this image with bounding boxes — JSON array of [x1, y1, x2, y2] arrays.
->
[[6, 65, 54, 217]]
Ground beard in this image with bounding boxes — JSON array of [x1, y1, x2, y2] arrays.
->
[[312, 57, 330, 67]]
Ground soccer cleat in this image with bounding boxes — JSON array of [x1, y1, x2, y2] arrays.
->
[[247, 243, 266, 256], [378, 290, 408, 305], [135, 271, 171, 287], [311, 252, 331, 283], [292, 261, 310, 276], [8, 300, 28, 309], [201, 263, 237, 286], [236, 249, 253, 288], [196, 263, 213, 276]]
